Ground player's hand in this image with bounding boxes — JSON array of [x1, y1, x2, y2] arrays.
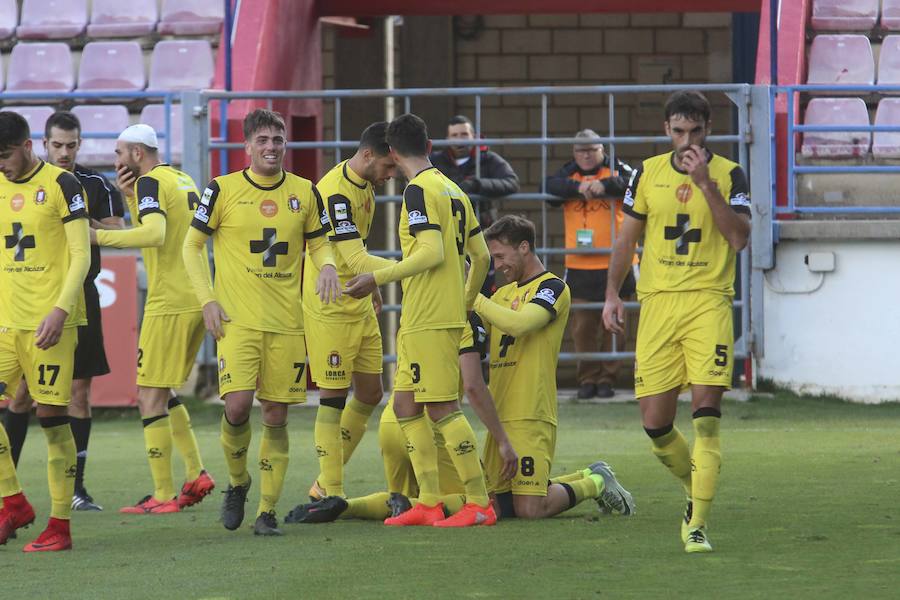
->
[[682, 145, 711, 187], [202, 301, 230, 340], [34, 307, 68, 350], [317, 265, 342, 304], [371, 286, 383, 315], [115, 164, 136, 198], [498, 439, 519, 482], [89, 227, 98, 245], [345, 273, 377, 299], [602, 295, 626, 335]]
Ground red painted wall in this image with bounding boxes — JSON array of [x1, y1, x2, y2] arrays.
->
[[319, 0, 760, 16]]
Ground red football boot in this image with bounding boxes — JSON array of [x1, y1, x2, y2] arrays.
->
[[177, 470, 216, 508], [0, 493, 36, 545], [119, 495, 180, 514], [23, 517, 72, 552], [433, 502, 497, 528], [384, 502, 444, 527]]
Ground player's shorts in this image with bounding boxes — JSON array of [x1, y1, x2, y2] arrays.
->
[[378, 399, 464, 498], [216, 322, 308, 404], [634, 290, 734, 399], [305, 313, 382, 390], [73, 282, 111, 380], [393, 328, 462, 402], [137, 312, 205, 388], [0, 327, 77, 407], [483, 419, 557, 497]]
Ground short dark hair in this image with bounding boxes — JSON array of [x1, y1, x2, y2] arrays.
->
[[386, 113, 429, 157], [45, 111, 81, 139], [359, 121, 390, 156], [243, 108, 286, 140], [0, 111, 30, 151], [484, 214, 536, 252], [664, 91, 711, 123], [447, 115, 473, 128]]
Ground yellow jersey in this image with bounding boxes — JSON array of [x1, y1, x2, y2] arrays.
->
[[192, 168, 329, 334], [484, 272, 570, 426], [623, 151, 750, 298], [129, 164, 208, 316], [302, 160, 377, 322], [397, 167, 479, 333], [0, 160, 87, 329]]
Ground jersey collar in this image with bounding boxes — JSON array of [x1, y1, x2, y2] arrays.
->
[[242, 168, 286, 191], [415, 166, 438, 178], [669, 149, 714, 175], [342, 161, 368, 190], [517, 269, 550, 288], [14, 159, 44, 184]]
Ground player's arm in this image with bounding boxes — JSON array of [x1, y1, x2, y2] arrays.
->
[[473, 280, 562, 338], [93, 176, 166, 248], [325, 193, 396, 273], [603, 164, 646, 335], [183, 181, 228, 339], [89, 172, 126, 230], [307, 186, 341, 303], [683, 146, 751, 251], [464, 229, 490, 311]]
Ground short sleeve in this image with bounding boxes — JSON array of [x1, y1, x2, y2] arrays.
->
[[404, 184, 441, 235], [622, 164, 646, 220], [528, 277, 566, 319], [327, 193, 362, 241], [135, 176, 165, 222], [459, 311, 489, 358], [191, 180, 221, 235], [56, 171, 88, 223], [727, 166, 751, 216], [305, 185, 330, 239]]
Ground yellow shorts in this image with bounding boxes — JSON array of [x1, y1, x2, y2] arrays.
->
[[217, 322, 307, 403], [305, 313, 382, 390], [483, 420, 556, 496], [634, 291, 734, 399], [0, 327, 77, 407], [378, 398, 463, 497], [394, 328, 462, 402], [138, 312, 205, 388]]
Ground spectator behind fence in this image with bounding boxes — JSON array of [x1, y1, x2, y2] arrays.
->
[[544, 129, 637, 400]]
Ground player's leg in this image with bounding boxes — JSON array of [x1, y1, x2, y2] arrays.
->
[[341, 319, 386, 461], [314, 386, 349, 498], [3, 379, 33, 466], [69, 377, 100, 511], [0, 332, 33, 546]]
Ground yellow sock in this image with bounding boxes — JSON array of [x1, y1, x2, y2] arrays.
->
[[648, 425, 693, 496], [559, 477, 600, 509], [690, 414, 722, 529], [0, 424, 23, 497], [435, 411, 489, 508], [551, 471, 585, 485], [41, 418, 76, 519], [258, 423, 289, 515], [220, 415, 251, 487], [143, 416, 175, 502], [314, 404, 344, 497], [344, 492, 391, 519], [168, 397, 203, 481], [341, 396, 376, 462], [410, 493, 466, 514], [398, 413, 440, 506]]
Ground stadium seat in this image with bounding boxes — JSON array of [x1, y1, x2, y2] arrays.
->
[[141, 104, 184, 164], [0, 0, 17, 41], [16, 0, 88, 40], [801, 97, 871, 158], [884, 0, 900, 31], [878, 36, 900, 86], [806, 35, 875, 87], [810, 0, 879, 31], [148, 41, 215, 91], [157, 0, 224, 36], [872, 99, 900, 158], [76, 42, 145, 93], [72, 105, 130, 166], [5, 106, 55, 158], [6, 43, 74, 92], [87, 0, 158, 38]]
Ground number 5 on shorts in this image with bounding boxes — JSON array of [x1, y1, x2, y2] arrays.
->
[[714, 344, 728, 367]]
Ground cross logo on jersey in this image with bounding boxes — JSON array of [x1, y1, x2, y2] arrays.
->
[[664, 214, 701, 256], [5, 223, 35, 261], [249, 228, 288, 267]]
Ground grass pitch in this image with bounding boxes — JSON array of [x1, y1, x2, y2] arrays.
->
[[4, 392, 899, 599]]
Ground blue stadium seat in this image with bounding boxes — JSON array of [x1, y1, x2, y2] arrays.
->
[[16, 0, 87, 40], [87, 0, 158, 38]]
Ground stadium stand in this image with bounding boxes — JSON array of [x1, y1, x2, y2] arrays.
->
[[0, 52, 3, 91], [158, 0, 224, 36], [76, 42, 146, 94], [872, 98, 900, 158], [0, 0, 16, 41], [5, 105, 54, 157], [884, 0, 900, 31], [806, 35, 875, 86], [72, 104, 131, 166], [141, 103, 184, 164], [877, 35, 900, 85], [87, 0, 159, 39], [5, 42, 74, 92], [148, 40, 215, 91], [16, 0, 88, 40], [800, 97, 871, 158], [810, 0, 879, 31]]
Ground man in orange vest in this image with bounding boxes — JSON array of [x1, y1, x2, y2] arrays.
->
[[545, 129, 636, 399]]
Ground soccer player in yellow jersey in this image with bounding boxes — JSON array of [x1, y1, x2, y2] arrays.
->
[[0, 111, 90, 551], [92, 124, 214, 515], [603, 91, 751, 553], [473, 215, 635, 520], [303, 122, 398, 501], [183, 109, 341, 536], [345, 113, 495, 527]]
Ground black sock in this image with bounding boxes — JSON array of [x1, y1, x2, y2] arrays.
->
[[2, 409, 30, 467], [70, 416, 92, 492]]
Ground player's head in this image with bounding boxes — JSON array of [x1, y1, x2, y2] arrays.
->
[[484, 215, 536, 283], [0, 111, 36, 182], [664, 90, 711, 159], [44, 111, 81, 172], [357, 121, 396, 185], [386, 113, 431, 160], [447, 114, 475, 158], [243, 108, 286, 177], [573, 128, 605, 171], [115, 124, 159, 179]]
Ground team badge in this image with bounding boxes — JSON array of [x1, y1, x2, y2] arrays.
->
[[676, 183, 693, 203], [10, 194, 24, 212], [34, 187, 46, 205], [288, 195, 301, 213], [260, 199, 278, 217], [328, 351, 342, 368]]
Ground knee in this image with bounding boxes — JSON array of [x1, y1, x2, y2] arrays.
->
[[512, 498, 543, 520], [644, 422, 674, 445], [260, 401, 287, 427], [224, 397, 252, 425], [320, 395, 347, 410]]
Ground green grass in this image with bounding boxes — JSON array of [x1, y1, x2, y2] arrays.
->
[[5, 393, 900, 599]]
